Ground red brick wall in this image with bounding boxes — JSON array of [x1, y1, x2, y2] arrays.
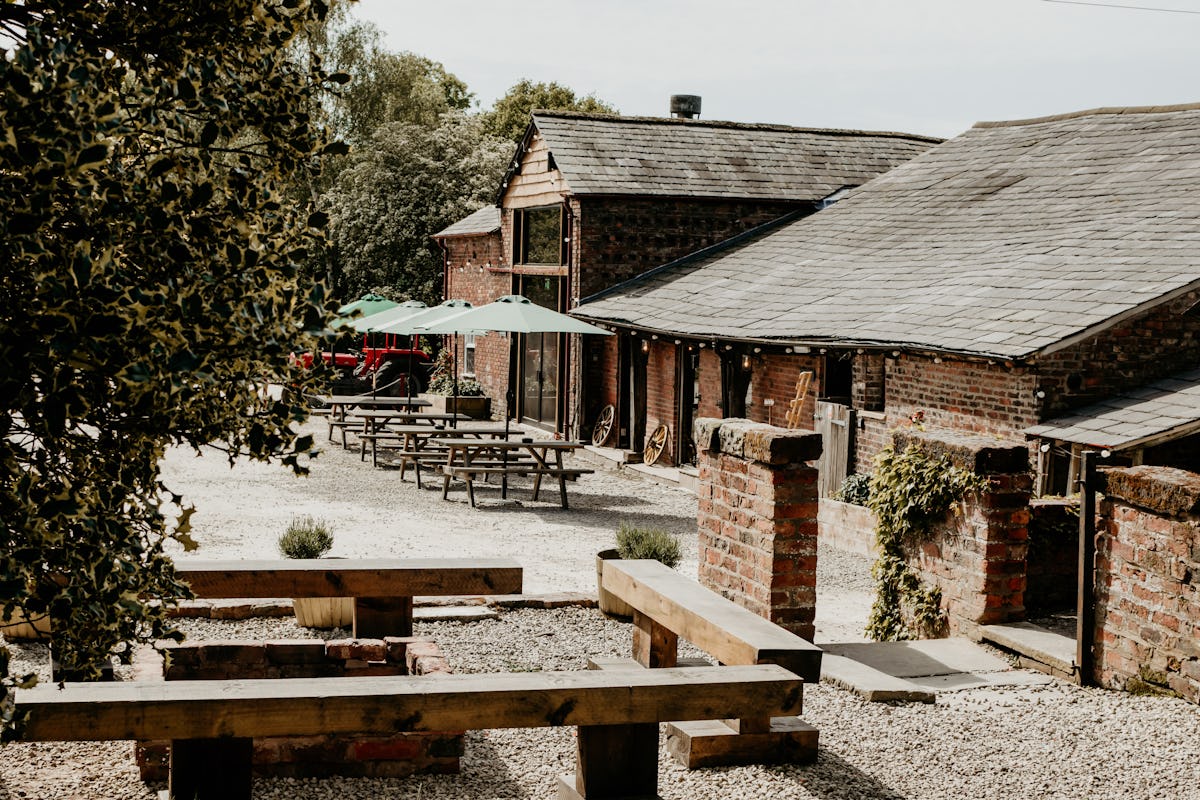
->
[[644, 340, 677, 462], [694, 419, 822, 640], [574, 198, 802, 298], [1036, 289, 1200, 419], [891, 431, 1032, 636], [441, 234, 511, 417], [137, 637, 460, 779], [1095, 466, 1200, 701], [744, 352, 821, 429]]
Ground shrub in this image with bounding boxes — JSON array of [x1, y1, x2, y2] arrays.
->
[[616, 522, 682, 568], [426, 348, 486, 396], [278, 517, 334, 559], [834, 473, 872, 506]]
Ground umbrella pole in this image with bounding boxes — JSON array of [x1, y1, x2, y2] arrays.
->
[[502, 332, 511, 499], [407, 336, 414, 401], [452, 336, 459, 429]]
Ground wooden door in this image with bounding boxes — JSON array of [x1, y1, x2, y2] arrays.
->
[[816, 401, 855, 497]]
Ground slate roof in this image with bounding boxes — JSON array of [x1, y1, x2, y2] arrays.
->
[[573, 103, 1200, 360], [432, 206, 500, 238], [1025, 367, 1200, 449], [522, 111, 941, 202]]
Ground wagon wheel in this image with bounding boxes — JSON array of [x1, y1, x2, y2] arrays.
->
[[591, 404, 616, 446], [643, 424, 669, 466]]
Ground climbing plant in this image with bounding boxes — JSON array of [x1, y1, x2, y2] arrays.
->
[[865, 444, 987, 640]]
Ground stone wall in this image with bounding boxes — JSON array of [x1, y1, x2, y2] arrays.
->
[[137, 637, 460, 779], [694, 418, 822, 640], [1094, 466, 1200, 701], [891, 430, 1032, 636]]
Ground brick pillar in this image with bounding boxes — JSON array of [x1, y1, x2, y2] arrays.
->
[[694, 418, 822, 640], [1094, 466, 1200, 700], [891, 431, 1032, 636]]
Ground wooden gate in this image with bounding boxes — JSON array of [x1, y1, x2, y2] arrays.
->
[[815, 401, 855, 497]]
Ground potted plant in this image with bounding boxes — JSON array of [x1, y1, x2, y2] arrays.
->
[[596, 522, 683, 619], [420, 349, 491, 419], [277, 516, 353, 629]]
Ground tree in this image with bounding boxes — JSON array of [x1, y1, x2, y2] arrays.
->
[[324, 112, 510, 303], [0, 0, 338, 734], [482, 79, 619, 143], [326, 22, 472, 148]]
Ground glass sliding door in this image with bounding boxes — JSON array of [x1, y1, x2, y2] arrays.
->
[[518, 275, 562, 428]]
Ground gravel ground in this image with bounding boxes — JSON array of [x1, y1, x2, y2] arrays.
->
[[3, 418, 1200, 799]]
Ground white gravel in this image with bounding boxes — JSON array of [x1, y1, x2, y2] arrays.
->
[[4, 418, 1200, 799]]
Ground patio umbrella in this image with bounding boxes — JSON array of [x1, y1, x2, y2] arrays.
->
[[336, 292, 397, 317], [347, 300, 428, 333], [374, 300, 479, 406], [417, 294, 612, 442]]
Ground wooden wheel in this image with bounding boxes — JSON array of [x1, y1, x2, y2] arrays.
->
[[643, 424, 669, 466], [591, 404, 615, 446]]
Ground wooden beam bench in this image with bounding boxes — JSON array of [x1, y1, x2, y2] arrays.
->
[[601, 558, 824, 767], [176, 558, 522, 638], [15, 664, 802, 800]]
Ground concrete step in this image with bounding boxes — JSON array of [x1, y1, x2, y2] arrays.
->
[[979, 622, 1078, 680], [820, 653, 936, 703]]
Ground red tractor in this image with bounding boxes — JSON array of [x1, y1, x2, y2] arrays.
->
[[291, 332, 434, 397]]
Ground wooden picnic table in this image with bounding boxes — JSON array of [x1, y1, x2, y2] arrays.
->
[[318, 394, 432, 446], [439, 438, 593, 509], [365, 423, 511, 476]]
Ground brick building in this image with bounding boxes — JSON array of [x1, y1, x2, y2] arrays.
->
[[574, 103, 1200, 484], [433, 109, 939, 432]]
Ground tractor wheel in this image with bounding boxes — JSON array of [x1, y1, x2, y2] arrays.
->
[[375, 360, 423, 397]]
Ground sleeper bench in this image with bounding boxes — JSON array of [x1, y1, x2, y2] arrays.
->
[[600, 558, 824, 766], [14, 664, 802, 800], [176, 557, 522, 637]]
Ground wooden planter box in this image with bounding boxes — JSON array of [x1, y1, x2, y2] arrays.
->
[[419, 393, 491, 420]]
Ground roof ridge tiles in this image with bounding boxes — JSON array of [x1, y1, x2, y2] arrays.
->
[[974, 101, 1200, 129], [531, 109, 944, 144]]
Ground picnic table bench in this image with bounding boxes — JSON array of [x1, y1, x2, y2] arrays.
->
[[357, 422, 506, 469], [15, 665, 802, 800], [600, 558, 824, 767], [176, 557, 521, 637], [439, 438, 594, 509], [316, 395, 432, 446]]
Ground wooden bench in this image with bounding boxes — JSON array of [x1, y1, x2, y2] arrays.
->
[[15, 664, 802, 800], [601, 558, 824, 767], [176, 558, 522, 638], [442, 464, 593, 508]]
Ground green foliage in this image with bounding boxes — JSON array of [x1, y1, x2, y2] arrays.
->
[[865, 445, 988, 640], [616, 523, 682, 569], [323, 112, 510, 303], [1028, 500, 1080, 562], [482, 79, 618, 142], [325, 23, 472, 148], [278, 516, 335, 559], [0, 0, 338, 731], [833, 473, 872, 506], [426, 348, 485, 396]]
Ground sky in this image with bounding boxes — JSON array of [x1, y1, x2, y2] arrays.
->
[[353, 0, 1200, 139]]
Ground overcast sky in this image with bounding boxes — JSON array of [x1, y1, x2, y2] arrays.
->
[[354, 0, 1200, 139]]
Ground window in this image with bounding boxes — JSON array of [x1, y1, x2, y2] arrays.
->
[[513, 206, 562, 265], [463, 334, 476, 377]]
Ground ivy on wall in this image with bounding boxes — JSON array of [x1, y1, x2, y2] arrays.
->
[[865, 444, 987, 640]]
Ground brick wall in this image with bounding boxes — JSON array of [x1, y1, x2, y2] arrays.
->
[[442, 234, 511, 418], [1094, 466, 1200, 701], [574, 198, 802, 298], [137, 637, 460, 779], [644, 340, 677, 462], [744, 352, 821, 429], [891, 431, 1032, 636], [1036, 289, 1200, 419], [694, 418, 822, 640]]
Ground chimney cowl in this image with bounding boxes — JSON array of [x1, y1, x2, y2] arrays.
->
[[670, 95, 701, 119]]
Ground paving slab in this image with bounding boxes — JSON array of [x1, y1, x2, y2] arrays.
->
[[823, 638, 1012, 678], [907, 670, 1056, 691], [819, 653, 936, 703]]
